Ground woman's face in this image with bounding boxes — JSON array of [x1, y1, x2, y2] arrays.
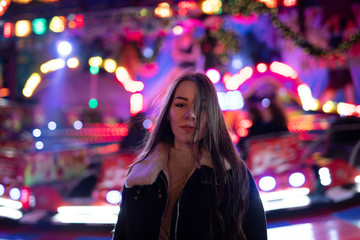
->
[[169, 81, 207, 151]]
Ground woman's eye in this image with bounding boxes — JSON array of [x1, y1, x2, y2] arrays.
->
[[175, 103, 185, 108]]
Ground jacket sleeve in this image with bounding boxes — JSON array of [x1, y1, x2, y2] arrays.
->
[[112, 186, 128, 240], [243, 170, 268, 240]]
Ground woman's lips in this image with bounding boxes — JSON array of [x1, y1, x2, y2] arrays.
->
[[180, 125, 195, 132]]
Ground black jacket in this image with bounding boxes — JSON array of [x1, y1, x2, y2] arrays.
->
[[113, 166, 267, 240]]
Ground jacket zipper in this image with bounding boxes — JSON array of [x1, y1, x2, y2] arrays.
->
[[174, 191, 183, 240], [174, 167, 196, 240]]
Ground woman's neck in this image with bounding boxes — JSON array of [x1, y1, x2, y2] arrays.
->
[[173, 141, 198, 153]]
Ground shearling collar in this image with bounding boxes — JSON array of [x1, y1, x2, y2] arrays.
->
[[125, 151, 168, 188], [125, 147, 231, 188]]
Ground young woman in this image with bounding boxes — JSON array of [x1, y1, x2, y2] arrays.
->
[[113, 73, 267, 240]]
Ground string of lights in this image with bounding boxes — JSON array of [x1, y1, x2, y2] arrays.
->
[[2, 1, 360, 59]]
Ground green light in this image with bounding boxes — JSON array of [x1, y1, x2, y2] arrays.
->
[[90, 66, 99, 75], [32, 18, 47, 35], [88, 98, 98, 109]]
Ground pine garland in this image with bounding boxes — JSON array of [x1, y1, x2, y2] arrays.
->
[[222, 0, 360, 57]]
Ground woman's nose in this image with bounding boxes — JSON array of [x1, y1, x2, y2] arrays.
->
[[185, 108, 196, 120]]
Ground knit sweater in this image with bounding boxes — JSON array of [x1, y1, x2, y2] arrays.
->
[[159, 148, 196, 240]]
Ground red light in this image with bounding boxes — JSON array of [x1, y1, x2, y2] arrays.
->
[[178, 1, 197, 10], [3, 22, 13, 38], [237, 128, 249, 137], [21, 187, 31, 210], [75, 14, 84, 28], [240, 119, 253, 129], [177, 1, 197, 15], [119, 126, 129, 136], [229, 130, 239, 144], [178, 8, 187, 15]]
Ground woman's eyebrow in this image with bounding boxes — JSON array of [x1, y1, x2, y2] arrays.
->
[[174, 96, 188, 101]]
